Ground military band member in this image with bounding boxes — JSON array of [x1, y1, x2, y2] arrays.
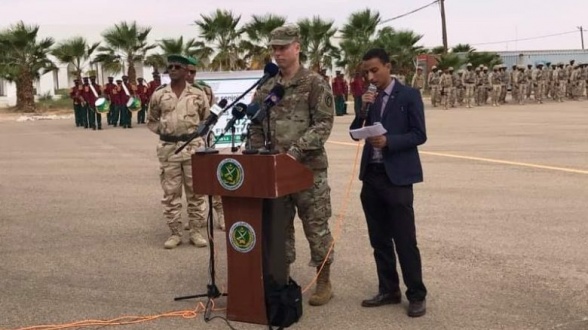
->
[[103, 77, 116, 125], [136, 78, 149, 124], [69, 79, 83, 127]]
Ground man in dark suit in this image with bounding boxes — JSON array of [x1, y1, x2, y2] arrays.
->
[[349, 48, 428, 317]]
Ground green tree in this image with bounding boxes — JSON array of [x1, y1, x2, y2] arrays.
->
[[195, 9, 244, 71], [94, 21, 156, 81], [298, 16, 339, 72], [466, 52, 502, 69], [338, 9, 381, 74], [51, 36, 100, 81], [374, 27, 426, 76], [240, 14, 286, 69], [0, 21, 57, 112]]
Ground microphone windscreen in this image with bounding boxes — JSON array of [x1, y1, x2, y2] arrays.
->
[[264, 62, 280, 78], [218, 99, 228, 108], [270, 84, 286, 99], [231, 102, 248, 119]]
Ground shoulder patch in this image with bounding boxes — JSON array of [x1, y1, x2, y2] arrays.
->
[[324, 93, 333, 108], [155, 84, 167, 92]]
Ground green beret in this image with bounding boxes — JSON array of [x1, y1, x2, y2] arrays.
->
[[187, 57, 198, 66], [167, 54, 190, 65]]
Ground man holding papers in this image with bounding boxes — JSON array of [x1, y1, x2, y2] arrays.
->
[[349, 48, 428, 318]]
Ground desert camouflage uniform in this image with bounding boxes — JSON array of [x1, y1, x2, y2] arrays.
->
[[250, 66, 335, 268], [462, 67, 477, 108], [193, 80, 226, 230], [147, 84, 210, 246], [534, 66, 545, 103]]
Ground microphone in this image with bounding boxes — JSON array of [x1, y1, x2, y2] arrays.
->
[[220, 102, 248, 136], [364, 84, 378, 116], [248, 85, 286, 124], [195, 98, 228, 137], [258, 62, 280, 87]]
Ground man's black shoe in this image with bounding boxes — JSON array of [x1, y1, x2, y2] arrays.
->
[[361, 292, 401, 307], [408, 299, 426, 317]]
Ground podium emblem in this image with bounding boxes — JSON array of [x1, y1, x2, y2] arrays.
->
[[217, 158, 245, 191], [229, 221, 256, 253]]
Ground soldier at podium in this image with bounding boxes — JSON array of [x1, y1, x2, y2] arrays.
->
[[249, 25, 335, 307], [147, 54, 211, 249]]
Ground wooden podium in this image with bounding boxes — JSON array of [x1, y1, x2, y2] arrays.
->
[[191, 150, 313, 325]]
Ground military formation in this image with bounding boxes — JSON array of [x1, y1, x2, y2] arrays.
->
[[422, 60, 588, 109], [68, 73, 161, 129]]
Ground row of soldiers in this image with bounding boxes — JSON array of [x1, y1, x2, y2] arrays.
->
[[69, 73, 162, 129], [411, 60, 588, 109]]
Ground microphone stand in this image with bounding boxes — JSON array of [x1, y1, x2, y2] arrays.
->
[[259, 108, 278, 155], [241, 122, 258, 155], [176, 79, 266, 155], [230, 126, 239, 153], [174, 132, 226, 321]]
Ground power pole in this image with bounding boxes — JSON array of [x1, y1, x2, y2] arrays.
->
[[440, 0, 448, 53], [578, 26, 585, 50]]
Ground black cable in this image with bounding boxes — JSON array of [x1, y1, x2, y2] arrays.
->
[[379, 0, 440, 25]]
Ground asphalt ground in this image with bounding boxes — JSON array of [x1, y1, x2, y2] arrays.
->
[[1, 100, 587, 330]]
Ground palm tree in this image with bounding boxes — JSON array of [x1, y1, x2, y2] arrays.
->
[[466, 52, 502, 69], [298, 16, 339, 73], [451, 43, 475, 53], [435, 53, 463, 70], [195, 9, 244, 71], [428, 46, 446, 55], [240, 14, 286, 69], [145, 36, 207, 73], [374, 27, 426, 76], [51, 36, 100, 81], [0, 21, 57, 112], [338, 9, 381, 74], [94, 21, 156, 81]]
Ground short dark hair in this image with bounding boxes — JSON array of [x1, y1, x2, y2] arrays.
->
[[362, 48, 390, 64]]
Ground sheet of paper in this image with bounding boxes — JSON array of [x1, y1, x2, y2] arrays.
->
[[349, 123, 387, 140]]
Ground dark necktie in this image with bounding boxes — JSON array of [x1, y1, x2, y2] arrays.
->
[[372, 92, 385, 123]]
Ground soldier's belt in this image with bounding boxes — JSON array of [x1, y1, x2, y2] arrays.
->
[[159, 134, 192, 142]]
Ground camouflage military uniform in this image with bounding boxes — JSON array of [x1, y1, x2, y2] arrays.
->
[[490, 66, 502, 107], [147, 83, 210, 248], [462, 65, 477, 108], [192, 78, 225, 230], [250, 66, 335, 268]]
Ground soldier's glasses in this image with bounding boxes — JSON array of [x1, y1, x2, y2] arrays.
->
[[167, 64, 184, 71]]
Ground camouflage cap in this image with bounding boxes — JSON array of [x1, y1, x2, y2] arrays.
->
[[466, 63, 472, 67], [269, 25, 300, 46]]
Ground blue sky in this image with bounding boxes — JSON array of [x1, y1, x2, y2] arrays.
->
[[1, 0, 587, 52]]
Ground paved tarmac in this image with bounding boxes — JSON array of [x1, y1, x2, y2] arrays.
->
[[1, 101, 587, 330]]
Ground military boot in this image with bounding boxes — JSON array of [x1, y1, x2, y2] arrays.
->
[[308, 264, 333, 306], [164, 223, 182, 249], [189, 221, 208, 247]]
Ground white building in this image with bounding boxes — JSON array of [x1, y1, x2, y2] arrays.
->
[[0, 61, 148, 108]]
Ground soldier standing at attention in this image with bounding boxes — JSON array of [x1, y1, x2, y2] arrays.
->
[[462, 63, 476, 108], [534, 64, 545, 104], [490, 65, 502, 107], [516, 66, 527, 105], [185, 56, 226, 232], [411, 67, 425, 94], [147, 54, 210, 249], [249, 25, 335, 306], [427, 66, 440, 107], [525, 64, 534, 100], [439, 68, 453, 110]]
